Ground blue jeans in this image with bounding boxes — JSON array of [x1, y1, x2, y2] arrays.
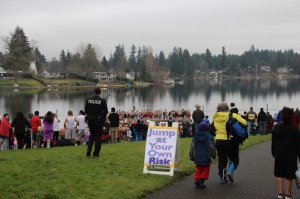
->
[[258, 121, 266, 134], [247, 121, 255, 135], [135, 131, 142, 141], [0, 137, 10, 151]]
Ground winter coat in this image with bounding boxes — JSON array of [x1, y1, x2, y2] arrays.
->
[[213, 112, 247, 140], [11, 117, 31, 136], [0, 117, 12, 138], [193, 130, 213, 165], [271, 123, 300, 159]]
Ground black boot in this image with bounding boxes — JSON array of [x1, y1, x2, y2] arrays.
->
[[199, 179, 206, 189], [194, 179, 200, 187]]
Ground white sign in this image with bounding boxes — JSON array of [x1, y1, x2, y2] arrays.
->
[[143, 122, 180, 176]]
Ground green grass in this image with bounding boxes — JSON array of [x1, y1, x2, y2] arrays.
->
[[0, 78, 44, 88], [0, 134, 271, 199], [41, 78, 87, 84]]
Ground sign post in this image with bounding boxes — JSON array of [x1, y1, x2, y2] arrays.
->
[[143, 121, 180, 176]]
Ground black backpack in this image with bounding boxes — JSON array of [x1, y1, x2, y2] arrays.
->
[[226, 113, 248, 144]]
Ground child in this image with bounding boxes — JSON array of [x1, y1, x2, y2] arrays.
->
[[192, 122, 215, 188]]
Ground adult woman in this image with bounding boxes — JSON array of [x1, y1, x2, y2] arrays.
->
[[11, 112, 32, 149], [272, 107, 300, 199], [212, 102, 247, 183], [43, 111, 54, 148]]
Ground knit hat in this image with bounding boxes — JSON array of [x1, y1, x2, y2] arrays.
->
[[198, 122, 209, 131]]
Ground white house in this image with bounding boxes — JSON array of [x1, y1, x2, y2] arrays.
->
[[93, 72, 117, 81]]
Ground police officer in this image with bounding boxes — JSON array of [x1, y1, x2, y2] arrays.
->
[[85, 88, 108, 157]]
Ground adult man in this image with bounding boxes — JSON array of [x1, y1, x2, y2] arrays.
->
[[192, 104, 205, 136], [257, 108, 267, 134], [108, 107, 119, 144], [85, 88, 108, 157], [30, 111, 42, 148], [246, 107, 257, 135]]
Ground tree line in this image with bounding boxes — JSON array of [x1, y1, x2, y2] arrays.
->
[[1, 26, 300, 82]]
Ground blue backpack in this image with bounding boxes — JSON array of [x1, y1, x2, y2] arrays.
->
[[226, 113, 248, 144]]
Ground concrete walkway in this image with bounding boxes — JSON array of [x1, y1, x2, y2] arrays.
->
[[145, 141, 299, 199]]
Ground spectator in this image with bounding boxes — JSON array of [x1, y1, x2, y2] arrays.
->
[[272, 107, 300, 199], [43, 111, 54, 148], [257, 108, 267, 134], [108, 107, 119, 144], [76, 110, 88, 145], [11, 112, 31, 149], [64, 110, 77, 145], [230, 102, 239, 114], [246, 107, 257, 135], [192, 104, 205, 136], [31, 111, 42, 148], [0, 113, 12, 151]]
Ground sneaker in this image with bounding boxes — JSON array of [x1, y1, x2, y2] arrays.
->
[[277, 193, 284, 199], [296, 178, 300, 189], [285, 193, 295, 199], [221, 168, 228, 183], [221, 177, 228, 183], [227, 173, 234, 182]]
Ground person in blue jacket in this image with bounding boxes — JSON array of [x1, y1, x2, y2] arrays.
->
[[193, 122, 215, 188]]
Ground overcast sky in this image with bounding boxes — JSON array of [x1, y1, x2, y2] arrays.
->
[[0, 0, 299, 60]]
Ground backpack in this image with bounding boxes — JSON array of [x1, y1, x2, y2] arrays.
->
[[226, 113, 248, 144]]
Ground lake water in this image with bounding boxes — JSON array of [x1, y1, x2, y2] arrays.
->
[[1, 78, 300, 122]]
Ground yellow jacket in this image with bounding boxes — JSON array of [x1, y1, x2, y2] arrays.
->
[[213, 112, 247, 140]]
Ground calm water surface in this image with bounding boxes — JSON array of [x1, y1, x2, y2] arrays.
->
[[1, 79, 300, 122]]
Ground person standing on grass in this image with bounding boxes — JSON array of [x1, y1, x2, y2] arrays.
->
[[272, 107, 300, 199], [11, 112, 32, 149], [64, 110, 77, 145], [0, 113, 12, 151], [192, 104, 205, 136], [76, 110, 88, 145], [53, 113, 60, 144], [43, 111, 54, 148], [85, 88, 108, 157], [108, 107, 119, 144], [31, 111, 42, 148]]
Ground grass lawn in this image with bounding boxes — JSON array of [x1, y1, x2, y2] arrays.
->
[[0, 135, 271, 199], [41, 78, 88, 84], [0, 78, 44, 88]]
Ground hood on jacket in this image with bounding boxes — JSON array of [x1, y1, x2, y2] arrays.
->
[[214, 112, 229, 123], [195, 131, 209, 143]]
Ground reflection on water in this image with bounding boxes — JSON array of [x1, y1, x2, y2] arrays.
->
[[1, 78, 300, 120]]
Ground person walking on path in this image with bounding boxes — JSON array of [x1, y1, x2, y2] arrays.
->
[[212, 102, 247, 183], [272, 107, 300, 199], [107, 107, 119, 143], [192, 122, 215, 189], [85, 88, 108, 157], [11, 112, 32, 149]]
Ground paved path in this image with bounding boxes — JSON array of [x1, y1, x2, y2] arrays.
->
[[145, 141, 299, 199]]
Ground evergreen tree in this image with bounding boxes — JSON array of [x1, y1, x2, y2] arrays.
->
[[128, 44, 137, 72], [60, 50, 66, 65], [82, 44, 99, 81], [205, 49, 212, 68], [101, 56, 108, 72], [221, 46, 228, 70], [4, 26, 33, 81], [158, 51, 166, 68]]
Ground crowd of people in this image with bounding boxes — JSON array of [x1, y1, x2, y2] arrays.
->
[[1, 87, 300, 198], [190, 102, 300, 199]]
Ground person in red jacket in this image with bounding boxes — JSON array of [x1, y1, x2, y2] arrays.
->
[[30, 111, 42, 148], [0, 113, 13, 151]]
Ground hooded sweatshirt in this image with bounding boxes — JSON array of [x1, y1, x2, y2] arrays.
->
[[271, 123, 300, 159], [193, 129, 212, 165]]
